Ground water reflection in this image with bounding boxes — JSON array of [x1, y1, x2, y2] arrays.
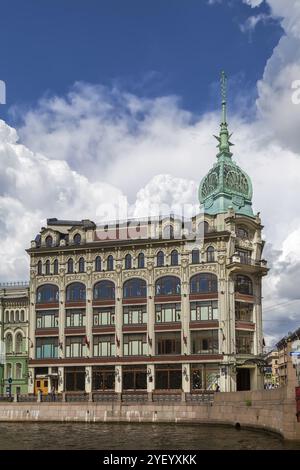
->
[[0, 423, 299, 450]]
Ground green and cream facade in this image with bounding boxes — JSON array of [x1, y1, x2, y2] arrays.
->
[[0, 284, 29, 395]]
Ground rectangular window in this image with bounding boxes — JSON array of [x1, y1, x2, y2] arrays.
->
[[65, 336, 86, 358], [235, 302, 253, 322], [123, 365, 147, 390], [123, 305, 147, 325], [155, 303, 181, 323], [36, 310, 59, 329], [66, 309, 86, 327], [93, 308, 115, 326], [36, 337, 58, 359], [155, 364, 182, 390], [191, 330, 219, 354], [191, 364, 220, 391], [65, 367, 85, 391], [93, 335, 115, 357], [190, 301, 218, 321], [155, 332, 181, 355], [123, 334, 147, 356]]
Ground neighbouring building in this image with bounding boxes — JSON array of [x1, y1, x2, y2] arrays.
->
[[0, 283, 30, 395], [26, 73, 268, 396]]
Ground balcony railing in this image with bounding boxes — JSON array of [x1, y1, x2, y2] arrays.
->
[[229, 256, 267, 268]]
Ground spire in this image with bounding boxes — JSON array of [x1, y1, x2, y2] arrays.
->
[[214, 71, 233, 158]]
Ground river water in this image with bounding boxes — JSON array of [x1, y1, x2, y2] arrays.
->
[[0, 423, 300, 450]]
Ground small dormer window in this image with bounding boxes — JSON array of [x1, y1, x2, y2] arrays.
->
[[73, 233, 81, 245], [45, 235, 53, 247]]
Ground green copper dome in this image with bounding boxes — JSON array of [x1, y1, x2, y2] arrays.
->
[[199, 72, 254, 218]]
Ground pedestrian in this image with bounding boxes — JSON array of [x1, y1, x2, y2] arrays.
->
[[51, 385, 56, 402]]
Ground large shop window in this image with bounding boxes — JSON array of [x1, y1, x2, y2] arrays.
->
[[65, 336, 86, 358], [190, 301, 218, 321], [155, 276, 181, 296], [155, 303, 181, 323], [191, 364, 220, 391], [123, 278, 147, 298], [123, 305, 147, 325], [93, 307, 115, 326], [190, 273, 218, 294], [66, 282, 86, 302], [235, 275, 253, 296], [65, 367, 85, 392], [236, 331, 253, 354], [235, 302, 253, 322], [157, 251, 164, 267], [93, 280, 115, 300], [191, 330, 219, 354], [36, 284, 59, 304], [155, 364, 182, 390], [138, 252, 145, 268], [93, 335, 115, 357], [123, 365, 147, 390], [66, 309, 86, 327], [155, 332, 181, 355], [123, 334, 147, 356], [36, 310, 59, 329], [95, 256, 102, 272], [92, 366, 115, 391], [36, 337, 58, 359]]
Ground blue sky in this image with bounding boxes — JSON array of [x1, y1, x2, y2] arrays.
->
[[0, 0, 282, 123]]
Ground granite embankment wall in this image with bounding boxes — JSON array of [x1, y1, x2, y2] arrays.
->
[[0, 387, 299, 441]]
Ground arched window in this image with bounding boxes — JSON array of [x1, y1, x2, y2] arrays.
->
[[6, 334, 13, 354], [235, 275, 253, 295], [190, 273, 218, 294], [95, 256, 101, 272], [53, 259, 58, 275], [36, 284, 59, 304], [123, 278, 147, 298], [45, 235, 53, 247], [157, 251, 164, 267], [125, 254, 132, 270], [155, 276, 181, 296], [107, 255, 114, 271], [67, 258, 74, 273], [10, 311, 14, 323], [207, 246, 215, 263], [37, 260, 42, 275], [15, 333, 23, 353], [78, 257, 85, 273], [192, 249, 200, 264], [20, 310, 25, 322], [66, 282, 86, 302], [198, 221, 209, 235], [93, 280, 115, 300], [73, 233, 81, 245], [45, 260, 50, 275], [16, 363, 22, 380], [5, 311, 9, 323], [15, 310, 19, 322], [171, 250, 179, 266], [163, 225, 174, 239], [138, 252, 145, 268], [6, 363, 12, 379]]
